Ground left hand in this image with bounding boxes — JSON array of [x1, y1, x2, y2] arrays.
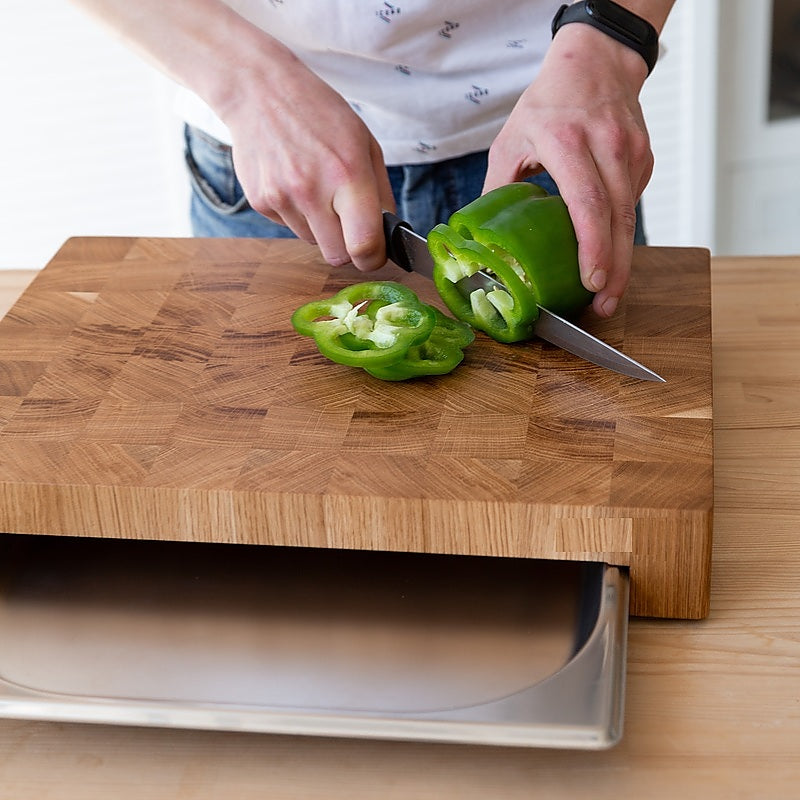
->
[[483, 23, 654, 318]]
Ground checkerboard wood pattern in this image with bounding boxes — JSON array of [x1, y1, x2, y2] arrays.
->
[[0, 237, 713, 618]]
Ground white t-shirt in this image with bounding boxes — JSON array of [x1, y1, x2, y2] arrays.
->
[[177, 0, 559, 165]]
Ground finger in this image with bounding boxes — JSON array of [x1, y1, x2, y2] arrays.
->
[[590, 187, 635, 318], [372, 140, 397, 217], [332, 145, 394, 272], [634, 153, 654, 202], [265, 205, 315, 243], [241, 183, 317, 243], [587, 134, 651, 316], [306, 207, 351, 267], [482, 138, 536, 195], [333, 188, 385, 272], [229, 144, 317, 242], [543, 145, 614, 299]]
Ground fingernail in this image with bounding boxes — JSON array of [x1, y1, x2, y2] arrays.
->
[[600, 296, 618, 316], [589, 269, 607, 291]]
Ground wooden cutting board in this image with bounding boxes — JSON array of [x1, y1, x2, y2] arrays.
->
[[0, 237, 713, 618]]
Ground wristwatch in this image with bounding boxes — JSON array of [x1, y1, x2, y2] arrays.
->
[[551, 0, 660, 75]]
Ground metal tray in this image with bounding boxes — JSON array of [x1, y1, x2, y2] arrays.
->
[[0, 533, 628, 749]]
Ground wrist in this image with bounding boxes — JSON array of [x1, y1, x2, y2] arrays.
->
[[547, 22, 649, 91], [552, 0, 667, 80], [193, 21, 294, 121], [607, 0, 673, 33]]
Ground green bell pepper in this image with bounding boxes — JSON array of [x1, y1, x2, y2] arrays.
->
[[291, 281, 436, 368], [364, 308, 475, 381], [428, 182, 594, 343], [292, 281, 473, 380]]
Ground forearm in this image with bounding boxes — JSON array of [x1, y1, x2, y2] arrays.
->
[[67, 0, 298, 118]]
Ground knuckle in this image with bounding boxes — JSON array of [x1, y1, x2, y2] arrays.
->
[[604, 122, 629, 155], [549, 121, 585, 151], [629, 134, 653, 168], [576, 185, 611, 215], [251, 185, 288, 216], [289, 183, 319, 211], [325, 253, 352, 268], [349, 238, 384, 269], [618, 203, 638, 237], [281, 169, 319, 207], [248, 194, 277, 218]]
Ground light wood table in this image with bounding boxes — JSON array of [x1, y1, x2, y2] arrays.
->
[[0, 255, 798, 799]]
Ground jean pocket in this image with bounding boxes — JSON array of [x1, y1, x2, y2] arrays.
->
[[184, 125, 249, 215]]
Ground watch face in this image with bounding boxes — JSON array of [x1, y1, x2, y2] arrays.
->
[[586, 0, 652, 45]]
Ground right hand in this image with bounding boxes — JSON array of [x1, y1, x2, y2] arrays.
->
[[219, 47, 396, 272], [68, 0, 394, 271]]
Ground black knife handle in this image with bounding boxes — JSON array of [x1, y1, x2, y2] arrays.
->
[[382, 210, 413, 272]]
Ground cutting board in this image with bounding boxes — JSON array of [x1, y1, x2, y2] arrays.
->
[[0, 237, 713, 618]]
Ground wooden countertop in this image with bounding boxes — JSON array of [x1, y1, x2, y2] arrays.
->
[[0, 253, 799, 798]]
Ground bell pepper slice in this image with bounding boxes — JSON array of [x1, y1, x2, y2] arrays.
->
[[291, 281, 437, 368], [364, 308, 475, 381], [428, 228, 540, 344], [429, 182, 594, 342]]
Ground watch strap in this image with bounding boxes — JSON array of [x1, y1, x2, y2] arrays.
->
[[552, 1, 659, 75]]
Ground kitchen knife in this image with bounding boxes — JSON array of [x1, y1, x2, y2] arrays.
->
[[383, 211, 665, 383]]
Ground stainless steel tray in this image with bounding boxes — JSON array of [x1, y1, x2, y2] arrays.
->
[[0, 533, 628, 749]]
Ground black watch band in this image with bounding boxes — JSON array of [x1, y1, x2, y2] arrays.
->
[[551, 1, 659, 75]]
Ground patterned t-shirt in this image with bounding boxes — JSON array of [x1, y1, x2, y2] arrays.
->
[[177, 0, 560, 165]]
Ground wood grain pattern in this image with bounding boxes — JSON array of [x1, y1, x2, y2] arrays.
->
[[0, 238, 713, 618], [0, 255, 798, 799]]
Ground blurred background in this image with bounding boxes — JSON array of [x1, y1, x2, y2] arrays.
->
[[2, 0, 800, 271]]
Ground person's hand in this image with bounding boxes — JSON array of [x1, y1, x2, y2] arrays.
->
[[218, 44, 395, 272], [68, 0, 395, 272], [483, 24, 655, 317]]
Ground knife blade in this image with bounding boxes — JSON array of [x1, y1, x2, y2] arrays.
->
[[383, 210, 665, 383]]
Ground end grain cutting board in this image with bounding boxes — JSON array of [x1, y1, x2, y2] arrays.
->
[[0, 237, 713, 618]]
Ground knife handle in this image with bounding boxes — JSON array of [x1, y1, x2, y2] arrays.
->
[[382, 210, 413, 272]]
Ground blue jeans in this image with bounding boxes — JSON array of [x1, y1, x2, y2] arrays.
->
[[184, 124, 646, 243]]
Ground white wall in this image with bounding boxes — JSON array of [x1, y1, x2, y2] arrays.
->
[[1, 1, 190, 271], [640, 0, 719, 251], [714, 0, 800, 256]]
